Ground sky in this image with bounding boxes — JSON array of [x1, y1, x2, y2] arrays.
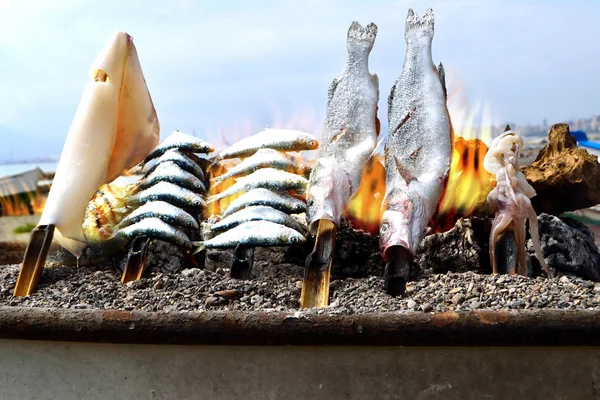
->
[[0, 0, 599, 161]]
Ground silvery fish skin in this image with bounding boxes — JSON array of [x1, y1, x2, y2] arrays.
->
[[114, 217, 192, 249], [213, 148, 311, 186], [116, 201, 199, 230], [306, 21, 380, 234], [215, 129, 319, 161], [143, 149, 205, 180], [222, 188, 306, 217], [211, 205, 306, 233], [380, 8, 452, 260], [195, 220, 306, 250], [208, 168, 308, 202], [130, 181, 205, 210], [143, 131, 214, 164], [138, 161, 207, 193]]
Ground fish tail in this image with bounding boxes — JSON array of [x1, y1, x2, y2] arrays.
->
[[347, 21, 377, 48], [192, 241, 205, 255], [405, 8, 434, 39]]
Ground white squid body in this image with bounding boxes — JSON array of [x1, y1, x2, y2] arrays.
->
[[39, 31, 160, 257]]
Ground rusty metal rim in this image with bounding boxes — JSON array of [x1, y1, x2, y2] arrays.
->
[[1, 307, 599, 346]]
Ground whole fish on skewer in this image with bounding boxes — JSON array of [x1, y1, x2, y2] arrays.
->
[[143, 149, 205, 180], [221, 188, 306, 217], [380, 8, 452, 295], [116, 201, 199, 230], [213, 128, 319, 162], [211, 205, 307, 233], [193, 220, 306, 252], [212, 148, 312, 187], [130, 181, 206, 209], [138, 161, 207, 193], [112, 217, 192, 250], [306, 21, 380, 234], [143, 131, 214, 164], [208, 168, 308, 202]]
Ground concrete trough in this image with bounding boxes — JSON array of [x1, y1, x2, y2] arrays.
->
[[1, 307, 600, 399]]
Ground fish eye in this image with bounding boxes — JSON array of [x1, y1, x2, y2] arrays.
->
[[309, 140, 317, 147], [187, 221, 193, 228], [194, 200, 201, 207], [290, 236, 299, 244], [380, 223, 389, 234]]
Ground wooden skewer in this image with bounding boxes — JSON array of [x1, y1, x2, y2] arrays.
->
[[121, 236, 152, 284], [14, 224, 55, 296], [384, 246, 411, 297], [300, 219, 336, 309]]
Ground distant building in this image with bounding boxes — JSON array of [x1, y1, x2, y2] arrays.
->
[[0, 168, 51, 216]]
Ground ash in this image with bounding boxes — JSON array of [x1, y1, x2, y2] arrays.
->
[[0, 214, 599, 313]]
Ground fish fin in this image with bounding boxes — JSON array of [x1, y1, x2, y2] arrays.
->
[[207, 155, 221, 171], [405, 7, 434, 38], [391, 106, 416, 135], [192, 241, 205, 255], [387, 77, 399, 123], [504, 124, 512, 132], [438, 62, 447, 99], [438, 166, 451, 184], [368, 136, 386, 160], [327, 76, 341, 104], [347, 21, 377, 47], [394, 156, 418, 184]]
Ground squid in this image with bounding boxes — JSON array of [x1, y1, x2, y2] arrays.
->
[[16, 31, 160, 296], [483, 129, 552, 277]]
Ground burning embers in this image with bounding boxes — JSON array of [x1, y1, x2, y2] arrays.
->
[[14, 7, 571, 309]]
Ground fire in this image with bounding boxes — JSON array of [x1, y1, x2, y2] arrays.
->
[[344, 155, 385, 235]]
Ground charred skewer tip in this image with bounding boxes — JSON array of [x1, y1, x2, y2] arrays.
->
[[300, 219, 336, 309]]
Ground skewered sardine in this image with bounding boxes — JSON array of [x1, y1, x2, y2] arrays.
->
[[213, 148, 311, 186], [138, 161, 207, 193], [208, 168, 308, 202], [116, 201, 199, 230], [193, 220, 306, 252], [221, 188, 306, 217], [113, 217, 192, 249], [214, 129, 318, 161], [130, 181, 205, 209], [143, 131, 214, 164], [143, 149, 205, 180], [306, 21, 380, 234], [211, 205, 306, 233]]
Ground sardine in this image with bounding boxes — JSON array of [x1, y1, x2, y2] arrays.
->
[[380, 8, 452, 260], [211, 205, 306, 233], [116, 201, 199, 230], [113, 217, 192, 249], [143, 131, 214, 164], [143, 149, 205, 180], [130, 181, 205, 210], [222, 188, 306, 217], [306, 21, 380, 234], [208, 168, 308, 202], [213, 148, 311, 186], [214, 128, 319, 161], [138, 161, 207, 193], [193, 220, 306, 252]]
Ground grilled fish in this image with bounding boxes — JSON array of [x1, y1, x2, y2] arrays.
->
[[113, 217, 192, 249], [213, 148, 311, 187], [211, 205, 306, 233], [193, 220, 306, 252], [116, 201, 199, 230], [130, 181, 205, 210], [306, 21, 380, 234], [143, 131, 214, 164], [208, 168, 308, 202], [143, 149, 205, 180], [380, 8, 452, 260], [138, 161, 207, 193], [222, 188, 306, 217], [214, 128, 318, 161]]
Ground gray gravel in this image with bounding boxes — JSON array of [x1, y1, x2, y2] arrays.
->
[[0, 263, 597, 313]]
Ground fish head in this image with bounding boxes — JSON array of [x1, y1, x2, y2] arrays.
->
[[296, 133, 319, 151], [379, 190, 428, 261], [278, 227, 307, 246]]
